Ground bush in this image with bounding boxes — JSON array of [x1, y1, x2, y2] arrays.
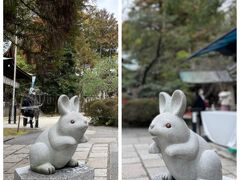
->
[[84, 98, 118, 126], [138, 84, 162, 98], [123, 98, 158, 127]]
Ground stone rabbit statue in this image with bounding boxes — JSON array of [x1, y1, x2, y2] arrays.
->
[[30, 95, 88, 175], [149, 90, 222, 180]]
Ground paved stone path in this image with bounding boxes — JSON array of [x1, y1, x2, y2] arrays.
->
[[4, 116, 118, 180], [122, 128, 236, 180]]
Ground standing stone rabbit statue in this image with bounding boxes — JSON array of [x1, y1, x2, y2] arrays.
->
[[149, 90, 222, 180], [30, 95, 88, 175]]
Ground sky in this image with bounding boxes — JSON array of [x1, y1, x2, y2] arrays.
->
[[122, 0, 235, 21], [96, 0, 119, 20], [122, 0, 133, 21], [218, 0, 235, 12], [95, 0, 235, 22]]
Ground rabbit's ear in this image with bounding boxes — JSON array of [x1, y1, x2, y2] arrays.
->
[[170, 90, 187, 117], [159, 92, 171, 113], [70, 96, 80, 112], [58, 95, 70, 115]]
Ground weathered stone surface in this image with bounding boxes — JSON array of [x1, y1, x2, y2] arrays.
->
[[223, 176, 234, 180], [152, 174, 234, 180], [94, 169, 107, 177], [122, 126, 236, 180], [87, 158, 107, 168], [14, 164, 94, 180], [122, 163, 147, 179], [4, 122, 118, 179], [149, 90, 222, 180], [29, 95, 89, 175], [123, 157, 141, 164]]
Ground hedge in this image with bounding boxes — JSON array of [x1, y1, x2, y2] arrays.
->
[[84, 98, 118, 126], [122, 98, 159, 127]]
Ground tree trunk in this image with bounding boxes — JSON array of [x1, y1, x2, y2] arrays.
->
[[141, 37, 162, 85]]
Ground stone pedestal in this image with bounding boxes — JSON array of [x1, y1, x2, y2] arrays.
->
[[14, 164, 94, 180], [153, 174, 234, 180]]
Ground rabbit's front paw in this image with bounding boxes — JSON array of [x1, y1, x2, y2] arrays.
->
[[66, 159, 79, 167], [165, 147, 174, 157], [68, 138, 78, 145], [149, 142, 160, 154], [79, 135, 88, 143]]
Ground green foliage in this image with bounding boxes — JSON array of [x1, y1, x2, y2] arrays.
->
[[83, 8, 118, 58], [37, 44, 79, 96], [4, 0, 85, 57], [122, 98, 158, 127], [4, 1, 118, 100], [176, 50, 189, 59], [122, 66, 139, 89], [74, 8, 118, 67], [84, 98, 118, 126], [16, 52, 33, 73], [123, 0, 235, 98], [81, 57, 118, 97]]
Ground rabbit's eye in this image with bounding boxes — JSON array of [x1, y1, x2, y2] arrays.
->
[[70, 120, 75, 124], [165, 123, 171, 128]]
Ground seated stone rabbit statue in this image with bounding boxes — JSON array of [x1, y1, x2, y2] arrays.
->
[[149, 90, 222, 180], [30, 95, 88, 175]]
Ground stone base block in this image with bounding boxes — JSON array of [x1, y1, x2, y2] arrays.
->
[[153, 174, 234, 180], [14, 164, 94, 180]]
